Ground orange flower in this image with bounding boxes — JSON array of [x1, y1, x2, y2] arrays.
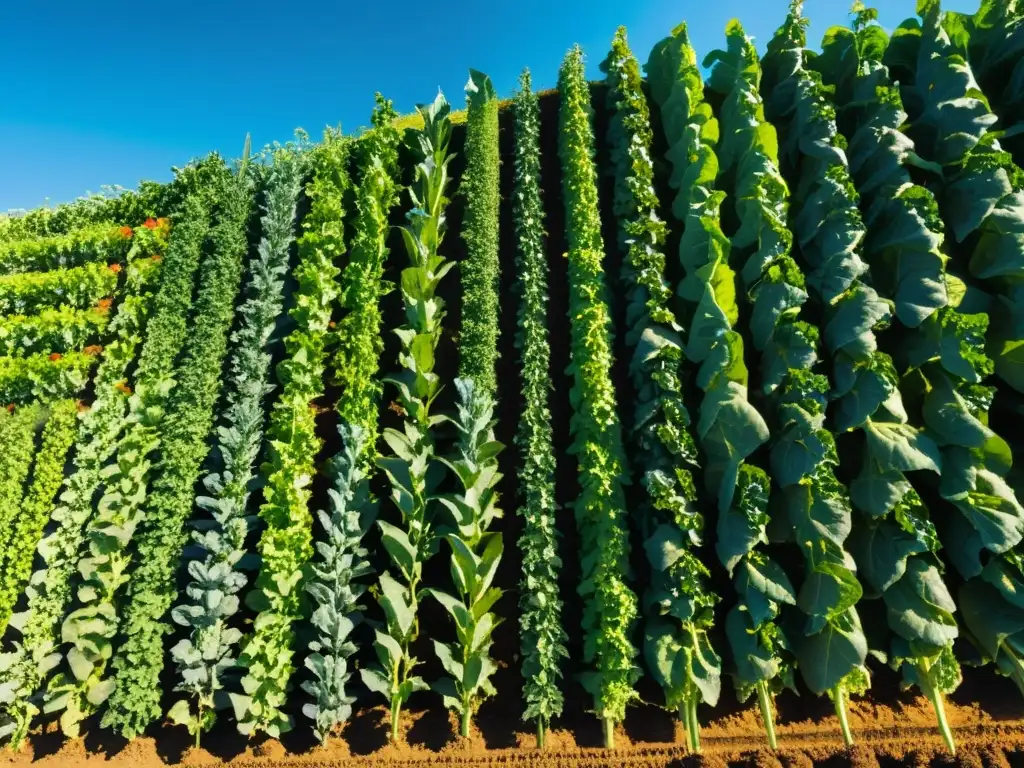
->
[[120, 226, 133, 238], [143, 218, 158, 230], [328, 321, 337, 329], [83, 345, 103, 356], [115, 381, 132, 395], [151, 254, 162, 262], [109, 263, 122, 273], [49, 352, 62, 361], [6, 404, 15, 413], [97, 298, 113, 311]]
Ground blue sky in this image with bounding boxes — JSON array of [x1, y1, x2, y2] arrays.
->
[[0, 0, 976, 211]]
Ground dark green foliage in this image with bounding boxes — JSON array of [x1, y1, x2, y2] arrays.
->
[[511, 69, 567, 745], [558, 44, 639, 745], [604, 27, 718, 752], [458, 70, 501, 399]]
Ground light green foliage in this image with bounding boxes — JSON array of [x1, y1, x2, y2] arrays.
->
[[103, 154, 256, 738], [236, 132, 348, 738], [0, 306, 110, 358], [44, 159, 223, 738], [0, 404, 42, 553], [429, 378, 504, 737], [511, 69, 567, 743], [458, 69, 501, 399], [0, 261, 118, 316], [302, 423, 376, 742], [0, 223, 134, 276], [167, 149, 303, 742], [605, 27, 718, 752], [359, 92, 453, 742], [558, 45, 639, 743], [0, 399, 78, 633], [0, 251, 162, 750], [648, 22, 778, 743], [333, 94, 401, 441], [0, 350, 99, 406]]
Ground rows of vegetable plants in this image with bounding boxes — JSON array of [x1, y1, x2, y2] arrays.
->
[[1, 3, 1024, 761]]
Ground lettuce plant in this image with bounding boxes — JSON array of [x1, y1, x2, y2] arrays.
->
[[558, 45, 639, 749], [0, 229, 165, 750], [103, 150, 256, 738], [166, 148, 302, 744], [606, 27, 718, 753], [0, 306, 110, 358], [359, 92, 453, 743], [0, 223, 134, 275], [0, 261, 118, 316], [511, 69, 567, 749], [647, 23, 777, 748], [0, 404, 41, 543], [0, 398, 79, 633], [235, 132, 348, 738]]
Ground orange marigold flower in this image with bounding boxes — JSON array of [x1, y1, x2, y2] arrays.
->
[[49, 353, 62, 361], [6, 404, 14, 413], [120, 226, 133, 238], [109, 263, 122, 273], [143, 218, 158, 230], [97, 298, 113, 311], [115, 381, 132, 395], [328, 321, 337, 329], [151, 254, 162, 262], [83, 345, 103, 356]]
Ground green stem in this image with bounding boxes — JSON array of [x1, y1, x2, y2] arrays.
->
[[832, 684, 853, 746], [929, 686, 955, 756], [460, 702, 471, 738], [537, 718, 546, 749], [603, 716, 615, 749], [756, 681, 778, 751], [682, 697, 701, 754], [390, 696, 402, 742]]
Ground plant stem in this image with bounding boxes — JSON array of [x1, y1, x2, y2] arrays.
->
[[756, 681, 778, 751], [603, 716, 615, 749], [460, 705, 471, 738], [390, 697, 402, 742], [832, 684, 853, 746], [682, 697, 701, 754], [929, 686, 956, 756], [537, 718, 546, 749]]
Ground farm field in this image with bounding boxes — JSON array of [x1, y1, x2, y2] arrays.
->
[[2, 2, 1024, 766]]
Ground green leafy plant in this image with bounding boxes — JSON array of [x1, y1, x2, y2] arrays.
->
[[0, 306, 110, 358], [558, 44, 639, 749], [103, 150, 256, 738], [647, 23, 777, 748], [0, 261, 118, 316], [0, 399, 78, 634], [606, 27, 718, 753], [43, 160, 223, 738], [302, 422, 376, 742], [0, 229, 165, 750], [359, 92, 453, 743], [235, 132, 348, 738], [0, 223, 134, 275], [0, 349, 99, 405], [167, 148, 303, 744], [0, 404, 43, 551], [510, 68, 567, 749]]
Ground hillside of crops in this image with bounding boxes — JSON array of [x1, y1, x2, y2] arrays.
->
[[2, 1, 1024, 766]]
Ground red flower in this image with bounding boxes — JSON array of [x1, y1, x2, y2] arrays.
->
[[49, 353, 62, 361], [109, 263, 122, 274], [83, 345, 103, 356], [6, 404, 15, 413], [143, 218, 158, 230], [120, 226, 133, 238]]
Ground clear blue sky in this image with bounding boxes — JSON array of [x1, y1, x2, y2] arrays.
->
[[0, 0, 975, 211]]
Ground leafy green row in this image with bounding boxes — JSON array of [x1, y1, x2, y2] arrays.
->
[[0, 250, 163, 750], [428, 69, 506, 739], [0, 223, 133, 275], [827, 2, 1024, 714], [764, 3, 955, 748], [605, 27, 718, 753], [885, 0, 1024, 394], [647, 22, 775, 745], [510, 69, 566, 748], [0, 404, 43, 560], [0, 261, 118, 316], [305, 97, 400, 742], [0, 349, 99, 405], [103, 155, 255, 738], [359, 93, 453, 742], [235, 132, 348, 738], [168, 148, 303, 743], [0, 306, 110, 358], [45, 161, 222, 737], [0, 399, 79, 634], [558, 44, 638, 748]]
